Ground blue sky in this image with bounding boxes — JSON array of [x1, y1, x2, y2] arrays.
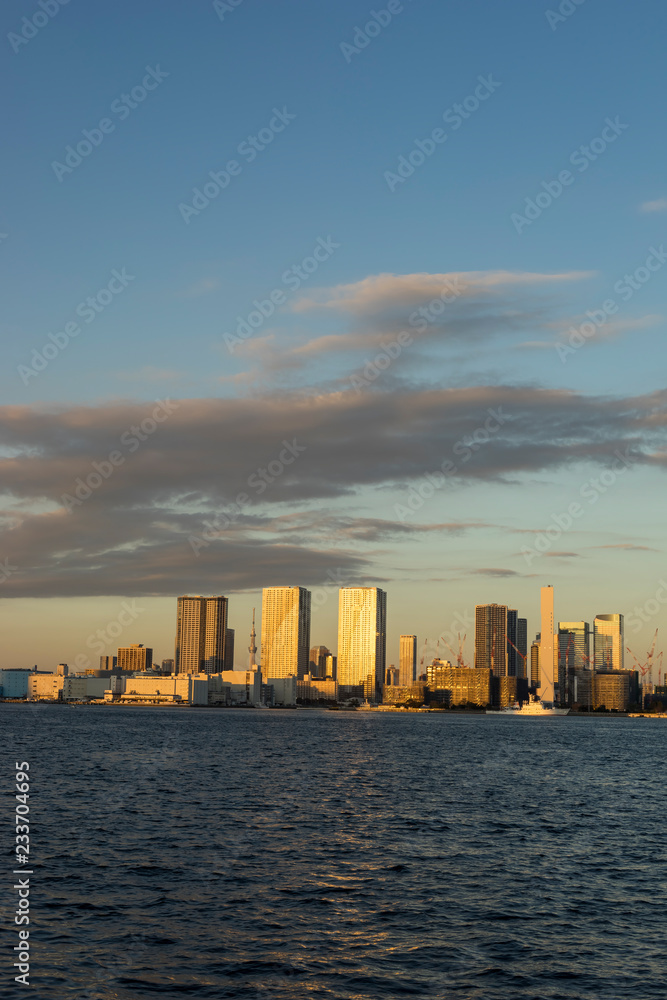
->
[[1, 0, 666, 669]]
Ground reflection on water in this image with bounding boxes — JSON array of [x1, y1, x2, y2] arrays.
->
[[7, 704, 667, 999]]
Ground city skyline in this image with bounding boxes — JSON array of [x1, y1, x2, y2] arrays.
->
[[1, 0, 666, 675]]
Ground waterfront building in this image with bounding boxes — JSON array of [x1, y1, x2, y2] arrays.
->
[[399, 634, 417, 686], [119, 674, 209, 706], [0, 668, 33, 699], [337, 587, 387, 699], [540, 586, 556, 704], [593, 670, 630, 712], [297, 675, 338, 702], [475, 604, 507, 676], [117, 644, 153, 673], [558, 622, 591, 706], [594, 614, 624, 671], [427, 663, 493, 707], [383, 682, 427, 705], [175, 596, 228, 675], [216, 669, 262, 706], [261, 587, 311, 679]]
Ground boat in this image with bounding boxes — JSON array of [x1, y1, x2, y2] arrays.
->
[[487, 696, 569, 716]]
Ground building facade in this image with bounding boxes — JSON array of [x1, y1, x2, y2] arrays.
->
[[399, 634, 417, 686], [427, 664, 493, 707], [337, 587, 387, 699], [117, 644, 153, 672], [261, 586, 311, 679], [558, 621, 591, 706], [175, 596, 228, 675], [594, 614, 624, 671], [540, 586, 556, 704], [309, 645, 330, 679], [475, 604, 507, 677]]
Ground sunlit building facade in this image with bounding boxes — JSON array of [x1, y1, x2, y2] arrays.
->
[[594, 614, 624, 671], [175, 596, 228, 675], [261, 586, 311, 679], [337, 587, 387, 699], [540, 586, 555, 704], [475, 604, 507, 677], [117, 644, 153, 672], [399, 634, 417, 686]]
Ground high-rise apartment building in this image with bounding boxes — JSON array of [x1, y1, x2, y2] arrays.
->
[[399, 634, 417, 686], [517, 618, 528, 678], [117, 644, 153, 672], [175, 596, 228, 675], [507, 610, 519, 676], [594, 614, 624, 671], [224, 628, 235, 671], [337, 587, 387, 699], [531, 635, 540, 688], [558, 621, 591, 704], [309, 645, 330, 679], [100, 655, 117, 671], [540, 586, 556, 704], [261, 587, 311, 679], [475, 604, 508, 677]]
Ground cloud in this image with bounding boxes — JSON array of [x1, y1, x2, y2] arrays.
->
[[116, 366, 182, 383], [544, 551, 580, 558], [469, 567, 522, 578], [180, 277, 221, 297], [520, 314, 662, 351], [640, 198, 667, 214], [0, 383, 665, 597], [596, 543, 658, 552]]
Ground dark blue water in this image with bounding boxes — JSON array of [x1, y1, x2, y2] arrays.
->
[[5, 705, 667, 999]]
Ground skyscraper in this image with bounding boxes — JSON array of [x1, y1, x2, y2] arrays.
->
[[517, 618, 528, 678], [337, 587, 387, 699], [507, 609, 518, 676], [224, 628, 235, 671], [594, 614, 624, 671], [175, 596, 228, 675], [475, 604, 508, 677], [558, 621, 591, 707], [399, 634, 417, 686], [261, 587, 311, 679], [530, 635, 540, 688], [540, 586, 555, 704], [309, 645, 330, 679]]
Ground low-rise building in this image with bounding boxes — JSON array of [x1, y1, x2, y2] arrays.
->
[[297, 674, 338, 702], [383, 682, 426, 705], [266, 675, 297, 706], [0, 669, 33, 699], [216, 670, 262, 706], [119, 674, 208, 705], [427, 665, 493, 707], [593, 671, 630, 711]]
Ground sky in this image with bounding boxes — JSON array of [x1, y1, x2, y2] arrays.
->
[[1, 0, 666, 671]]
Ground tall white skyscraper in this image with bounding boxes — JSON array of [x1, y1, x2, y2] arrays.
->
[[261, 587, 311, 678], [175, 596, 228, 674], [399, 634, 417, 686], [540, 585, 555, 704], [337, 587, 387, 698], [594, 614, 624, 671]]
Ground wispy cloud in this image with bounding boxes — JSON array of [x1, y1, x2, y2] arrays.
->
[[640, 198, 667, 214], [180, 277, 220, 298]]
